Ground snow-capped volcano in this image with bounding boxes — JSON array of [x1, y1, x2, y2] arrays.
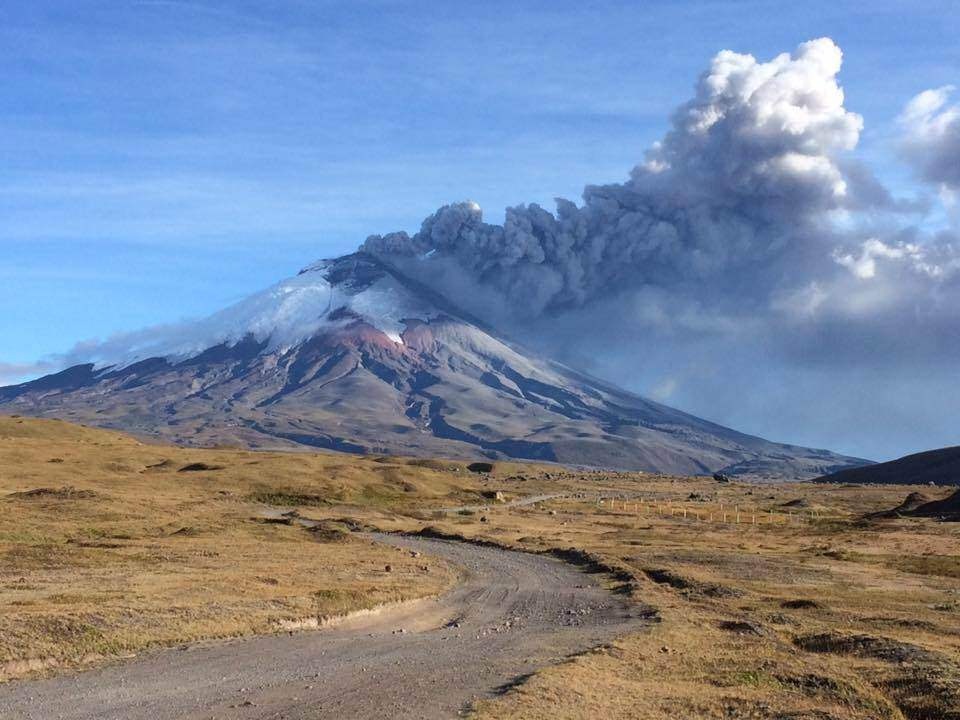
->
[[84, 254, 444, 370], [0, 253, 866, 478]]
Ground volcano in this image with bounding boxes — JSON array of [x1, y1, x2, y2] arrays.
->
[[0, 253, 866, 478]]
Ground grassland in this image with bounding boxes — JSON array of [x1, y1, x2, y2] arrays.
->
[[2, 415, 959, 718], [436, 483, 960, 719], [0, 416, 469, 679]]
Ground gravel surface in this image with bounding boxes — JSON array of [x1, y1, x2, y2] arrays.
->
[[0, 533, 650, 719]]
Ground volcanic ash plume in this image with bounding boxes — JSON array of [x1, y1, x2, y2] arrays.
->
[[363, 38, 866, 318]]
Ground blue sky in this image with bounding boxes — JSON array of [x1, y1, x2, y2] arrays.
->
[[2, 1, 958, 459]]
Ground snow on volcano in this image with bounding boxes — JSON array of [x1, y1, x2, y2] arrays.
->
[[80, 254, 441, 370]]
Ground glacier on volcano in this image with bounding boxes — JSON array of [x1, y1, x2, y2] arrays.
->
[[73, 256, 442, 371]]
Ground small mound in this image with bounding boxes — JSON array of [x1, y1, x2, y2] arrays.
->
[[67, 539, 124, 549], [307, 520, 355, 543], [9, 486, 98, 500], [795, 632, 937, 664], [467, 462, 495, 474], [404, 458, 463, 472], [869, 490, 960, 521], [177, 462, 225, 473], [103, 461, 137, 473], [911, 489, 960, 521], [169, 526, 204, 536], [781, 498, 810, 508], [768, 613, 800, 626], [643, 567, 742, 598], [897, 491, 930, 510], [901, 491, 933, 508], [781, 599, 824, 610], [416, 525, 454, 539], [718, 620, 766, 636]]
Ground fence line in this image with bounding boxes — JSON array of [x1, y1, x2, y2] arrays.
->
[[575, 494, 825, 527]]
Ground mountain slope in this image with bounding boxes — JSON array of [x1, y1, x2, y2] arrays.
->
[[817, 446, 960, 486], [0, 253, 866, 478]]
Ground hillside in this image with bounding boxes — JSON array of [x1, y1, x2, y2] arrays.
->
[[816, 445, 960, 486]]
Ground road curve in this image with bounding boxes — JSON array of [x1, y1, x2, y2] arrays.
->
[[0, 534, 651, 720]]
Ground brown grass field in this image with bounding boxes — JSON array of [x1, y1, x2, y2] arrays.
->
[[1, 415, 958, 718]]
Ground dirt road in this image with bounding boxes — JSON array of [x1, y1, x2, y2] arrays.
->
[[439, 492, 569, 514], [0, 533, 651, 719]]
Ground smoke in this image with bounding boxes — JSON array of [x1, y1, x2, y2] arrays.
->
[[360, 38, 960, 349], [363, 38, 868, 318]]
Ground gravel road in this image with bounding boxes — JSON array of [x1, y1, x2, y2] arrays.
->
[[0, 533, 651, 719]]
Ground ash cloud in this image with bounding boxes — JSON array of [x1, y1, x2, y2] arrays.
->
[[364, 39, 870, 317], [361, 38, 960, 460], [361, 38, 960, 348]]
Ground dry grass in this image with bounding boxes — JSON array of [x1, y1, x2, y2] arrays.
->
[[386, 478, 960, 719], [0, 416, 473, 679], [3, 416, 959, 719]]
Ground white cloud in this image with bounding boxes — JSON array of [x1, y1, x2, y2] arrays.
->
[[833, 237, 954, 281], [833, 238, 920, 279], [899, 85, 960, 191], [642, 37, 861, 204]]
